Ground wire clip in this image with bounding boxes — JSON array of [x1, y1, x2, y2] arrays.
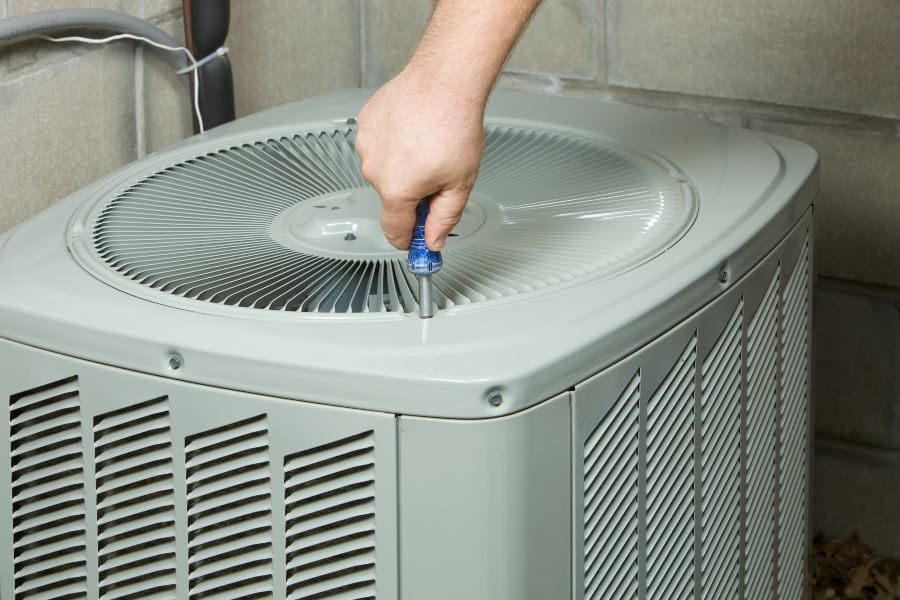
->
[[176, 46, 229, 75]]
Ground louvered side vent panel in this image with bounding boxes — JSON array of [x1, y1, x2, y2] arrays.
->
[[9, 376, 88, 600], [573, 224, 813, 600], [645, 338, 696, 599], [583, 372, 640, 600], [744, 269, 780, 600], [699, 304, 743, 599], [185, 415, 274, 599], [777, 240, 811, 600], [284, 431, 377, 600], [94, 396, 176, 599]]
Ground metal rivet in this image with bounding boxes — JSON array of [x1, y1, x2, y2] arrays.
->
[[718, 268, 729, 284], [168, 354, 184, 370], [344, 233, 357, 241], [487, 391, 503, 407]]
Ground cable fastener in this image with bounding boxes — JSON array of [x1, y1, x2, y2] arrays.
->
[[176, 46, 229, 75]]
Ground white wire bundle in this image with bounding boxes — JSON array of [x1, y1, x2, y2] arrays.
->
[[36, 33, 227, 133]]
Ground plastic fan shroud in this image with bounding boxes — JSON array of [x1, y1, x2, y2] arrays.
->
[[89, 124, 696, 315]]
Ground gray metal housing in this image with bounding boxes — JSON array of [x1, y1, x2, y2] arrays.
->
[[0, 90, 816, 599]]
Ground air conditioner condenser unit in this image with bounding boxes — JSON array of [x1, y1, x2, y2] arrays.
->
[[0, 89, 817, 600]]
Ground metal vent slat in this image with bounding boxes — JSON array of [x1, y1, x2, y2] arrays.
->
[[284, 431, 376, 600], [186, 415, 274, 599], [645, 337, 696, 599], [9, 376, 88, 600], [744, 269, 780, 600], [699, 303, 743, 599], [94, 396, 176, 599], [583, 372, 639, 600], [777, 240, 810, 600], [89, 125, 690, 315]]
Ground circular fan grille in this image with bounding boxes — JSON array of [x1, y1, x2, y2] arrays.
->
[[86, 124, 694, 315]]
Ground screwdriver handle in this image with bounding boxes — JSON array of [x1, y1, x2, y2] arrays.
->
[[407, 199, 441, 319], [406, 199, 443, 277]]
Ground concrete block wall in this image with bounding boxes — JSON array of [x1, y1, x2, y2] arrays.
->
[[228, 0, 360, 118], [2, 0, 898, 557]]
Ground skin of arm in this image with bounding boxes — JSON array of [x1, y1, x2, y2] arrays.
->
[[355, 0, 543, 251]]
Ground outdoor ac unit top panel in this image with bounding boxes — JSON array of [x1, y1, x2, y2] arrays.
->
[[0, 90, 818, 419]]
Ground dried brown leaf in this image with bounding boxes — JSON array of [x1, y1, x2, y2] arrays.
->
[[812, 533, 900, 600], [872, 558, 900, 599]]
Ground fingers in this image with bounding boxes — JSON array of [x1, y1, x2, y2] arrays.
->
[[370, 186, 470, 252], [360, 154, 419, 250], [359, 150, 470, 251], [425, 187, 469, 251], [379, 195, 418, 250]]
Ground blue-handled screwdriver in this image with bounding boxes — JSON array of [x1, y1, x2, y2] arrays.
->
[[406, 199, 443, 319]]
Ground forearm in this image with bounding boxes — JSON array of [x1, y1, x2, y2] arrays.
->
[[408, 0, 542, 105]]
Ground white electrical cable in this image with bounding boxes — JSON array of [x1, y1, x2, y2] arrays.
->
[[35, 33, 207, 133]]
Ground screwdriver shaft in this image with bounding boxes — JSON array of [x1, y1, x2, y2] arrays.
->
[[418, 275, 434, 319]]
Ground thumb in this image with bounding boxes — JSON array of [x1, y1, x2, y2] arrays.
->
[[425, 187, 470, 251]]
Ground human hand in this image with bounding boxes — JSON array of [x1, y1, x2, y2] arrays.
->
[[355, 64, 485, 251]]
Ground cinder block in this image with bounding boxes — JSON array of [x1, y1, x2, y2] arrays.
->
[[748, 120, 900, 288], [361, 0, 431, 84], [505, 0, 598, 79], [0, 39, 43, 77], [9, 0, 177, 25], [498, 73, 747, 128], [364, 0, 603, 84], [0, 44, 136, 233], [141, 0, 181, 21], [814, 284, 900, 449], [8, 0, 129, 15], [608, 0, 900, 119], [2, 1, 139, 78], [228, 0, 361, 118], [141, 15, 192, 154], [2, 0, 188, 157], [814, 440, 900, 558]]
